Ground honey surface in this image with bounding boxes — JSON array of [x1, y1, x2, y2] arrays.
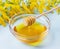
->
[[14, 22, 47, 46]]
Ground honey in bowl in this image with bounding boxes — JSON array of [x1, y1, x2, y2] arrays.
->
[[14, 22, 47, 46]]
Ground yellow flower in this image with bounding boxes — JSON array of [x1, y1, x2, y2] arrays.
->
[[38, 1, 45, 13], [45, 5, 51, 10], [6, 0, 14, 3], [0, 6, 6, 12], [29, 0, 37, 2], [29, 2, 38, 11], [0, 16, 6, 26], [0, 0, 2, 3], [4, 3, 13, 8], [51, 0, 56, 7], [47, 0, 51, 5], [29, 2, 35, 10], [22, 1, 32, 14], [1, 11, 9, 22], [14, 0, 20, 4], [12, 5, 24, 14], [8, 9, 16, 17], [7, 0, 20, 4]]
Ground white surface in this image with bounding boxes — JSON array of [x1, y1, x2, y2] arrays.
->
[[0, 12, 60, 49]]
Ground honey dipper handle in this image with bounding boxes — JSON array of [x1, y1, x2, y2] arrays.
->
[[36, 5, 60, 18]]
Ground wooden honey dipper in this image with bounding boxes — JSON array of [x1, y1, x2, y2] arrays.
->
[[24, 5, 60, 26]]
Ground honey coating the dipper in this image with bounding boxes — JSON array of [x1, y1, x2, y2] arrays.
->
[[24, 16, 36, 26], [14, 22, 47, 46]]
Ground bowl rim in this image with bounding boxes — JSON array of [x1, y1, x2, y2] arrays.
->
[[9, 14, 50, 37]]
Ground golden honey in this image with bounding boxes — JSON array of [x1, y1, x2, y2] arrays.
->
[[14, 22, 47, 46]]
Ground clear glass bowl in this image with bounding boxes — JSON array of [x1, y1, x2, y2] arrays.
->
[[9, 14, 50, 46]]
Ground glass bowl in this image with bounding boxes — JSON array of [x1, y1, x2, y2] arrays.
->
[[9, 14, 50, 46]]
